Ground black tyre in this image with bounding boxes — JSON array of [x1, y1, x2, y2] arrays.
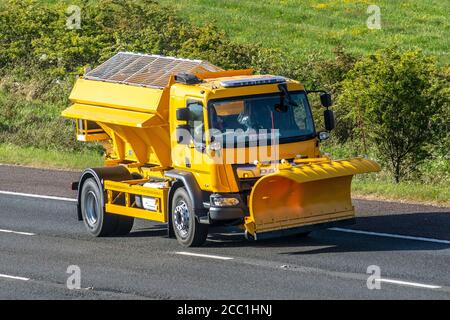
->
[[114, 215, 134, 236], [80, 178, 118, 237], [110, 192, 134, 236], [171, 187, 208, 247]]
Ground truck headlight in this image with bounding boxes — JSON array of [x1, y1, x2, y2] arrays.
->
[[212, 197, 240, 207]]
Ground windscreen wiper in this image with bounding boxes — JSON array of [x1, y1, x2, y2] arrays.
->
[[276, 83, 297, 112]]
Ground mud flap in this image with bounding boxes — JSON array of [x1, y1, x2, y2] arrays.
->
[[244, 158, 380, 239]]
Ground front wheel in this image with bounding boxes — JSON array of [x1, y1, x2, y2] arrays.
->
[[171, 187, 208, 247]]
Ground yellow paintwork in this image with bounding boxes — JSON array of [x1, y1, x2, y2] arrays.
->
[[196, 69, 254, 80], [69, 78, 168, 114], [63, 103, 159, 128], [245, 158, 381, 236], [104, 180, 168, 222], [62, 56, 380, 238]]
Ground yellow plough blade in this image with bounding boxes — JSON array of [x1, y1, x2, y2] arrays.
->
[[244, 158, 380, 239]]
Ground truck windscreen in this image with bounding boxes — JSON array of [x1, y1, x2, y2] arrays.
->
[[208, 91, 315, 146]]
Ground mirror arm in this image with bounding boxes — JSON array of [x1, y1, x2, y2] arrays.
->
[[305, 89, 327, 94]]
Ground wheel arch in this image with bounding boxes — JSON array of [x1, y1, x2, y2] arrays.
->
[[165, 170, 208, 236], [165, 169, 205, 213], [76, 166, 132, 221]]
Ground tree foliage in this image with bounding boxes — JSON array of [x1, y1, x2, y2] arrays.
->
[[338, 48, 448, 182]]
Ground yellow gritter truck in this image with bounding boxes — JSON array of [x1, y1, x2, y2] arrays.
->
[[62, 52, 380, 246]]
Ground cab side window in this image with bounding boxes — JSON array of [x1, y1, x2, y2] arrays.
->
[[187, 100, 204, 143]]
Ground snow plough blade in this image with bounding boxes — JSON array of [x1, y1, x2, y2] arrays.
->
[[244, 158, 380, 240]]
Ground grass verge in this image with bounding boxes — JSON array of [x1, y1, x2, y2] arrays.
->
[[352, 178, 450, 207], [0, 143, 102, 170]]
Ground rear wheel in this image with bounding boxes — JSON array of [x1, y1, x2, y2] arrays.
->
[[171, 187, 208, 247], [114, 215, 134, 236], [80, 178, 118, 237], [111, 193, 134, 236]]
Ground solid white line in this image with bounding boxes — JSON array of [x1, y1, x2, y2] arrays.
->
[[175, 251, 234, 260], [380, 278, 441, 289], [0, 190, 76, 203], [0, 229, 35, 236], [0, 273, 30, 281], [329, 227, 450, 245]]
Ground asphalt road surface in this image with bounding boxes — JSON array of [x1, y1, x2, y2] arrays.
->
[[0, 164, 449, 299]]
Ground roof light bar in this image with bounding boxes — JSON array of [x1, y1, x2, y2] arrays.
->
[[220, 76, 286, 88]]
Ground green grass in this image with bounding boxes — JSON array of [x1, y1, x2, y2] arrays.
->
[[159, 0, 450, 64], [0, 143, 102, 170], [352, 178, 450, 206]]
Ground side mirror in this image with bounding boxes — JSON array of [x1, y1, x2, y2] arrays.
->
[[320, 93, 333, 108], [175, 124, 191, 144], [324, 109, 335, 131], [176, 108, 190, 121]]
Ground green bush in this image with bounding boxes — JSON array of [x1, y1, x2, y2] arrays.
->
[[296, 47, 357, 135], [338, 47, 448, 183]]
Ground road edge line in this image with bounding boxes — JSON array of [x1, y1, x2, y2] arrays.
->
[[175, 251, 234, 260], [0, 190, 76, 203], [0, 273, 30, 281], [330, 227, 450, 245], [0, 229, 35, 236]]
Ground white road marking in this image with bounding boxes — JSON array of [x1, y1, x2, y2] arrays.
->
[[0, 190, 76, 203], [380, 278, 441, 289], [175, 251, 234, 260], [0, 274, 30, 281], [0, 229, 35, 236], [176, 252, 443, 291], [330, 227, 450, 245]]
